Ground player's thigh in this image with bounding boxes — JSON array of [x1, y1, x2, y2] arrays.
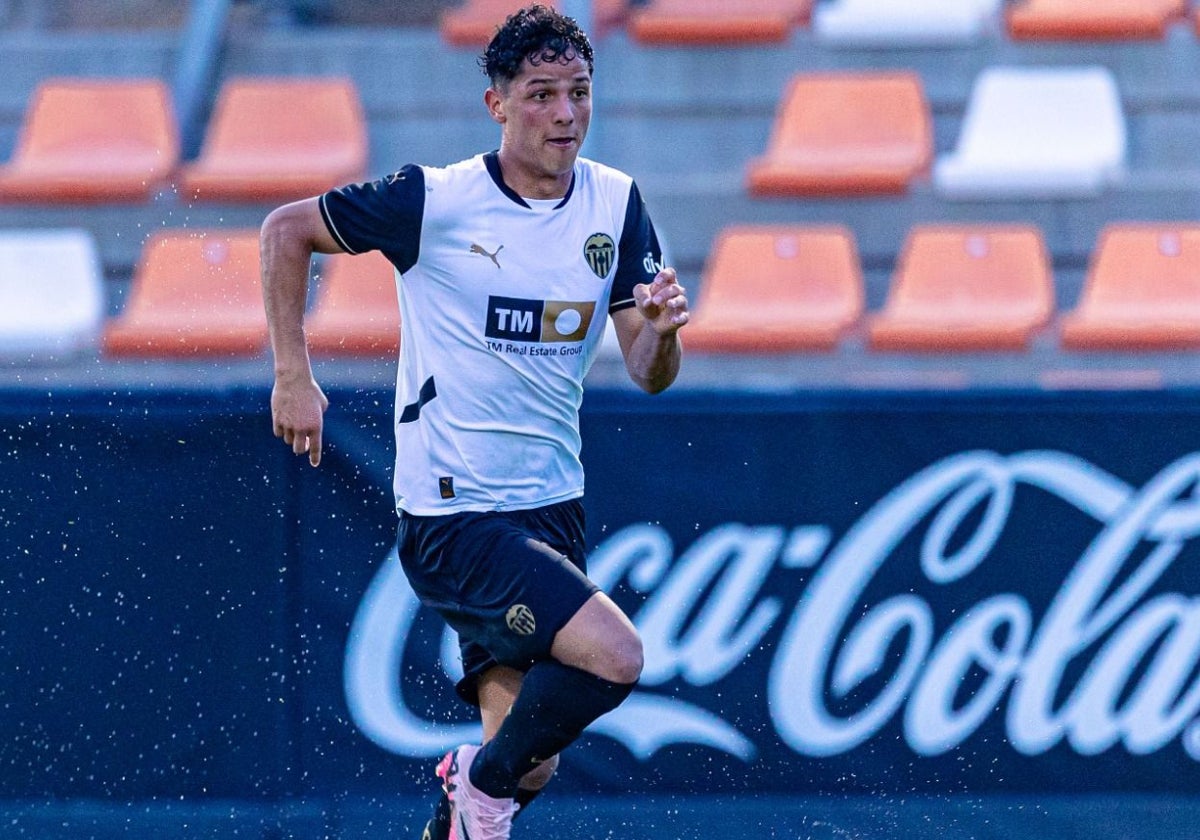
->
[[551, 590, 643, 684]]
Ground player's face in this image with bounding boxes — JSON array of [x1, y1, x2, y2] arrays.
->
[[487, 52, 592, 199]]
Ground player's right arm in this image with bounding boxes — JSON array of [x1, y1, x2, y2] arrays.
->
[[263, 168, 424, 466], [260, 197, 343, 467]]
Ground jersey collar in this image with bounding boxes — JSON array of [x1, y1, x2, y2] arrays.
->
[[484, 151, 575, 210]]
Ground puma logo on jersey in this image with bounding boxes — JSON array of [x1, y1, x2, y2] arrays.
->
[[470, 243, 503, 268]]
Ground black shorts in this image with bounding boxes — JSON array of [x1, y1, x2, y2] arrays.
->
[[395, 498, 598, 706]]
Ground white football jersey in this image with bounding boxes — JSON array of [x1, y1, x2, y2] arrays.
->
[[319, 152, 664, 514]]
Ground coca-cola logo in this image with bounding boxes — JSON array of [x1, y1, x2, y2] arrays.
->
[[344, 450, 1200, 765]]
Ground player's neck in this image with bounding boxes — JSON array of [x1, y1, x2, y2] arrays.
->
[[495, 150, 572, 200]]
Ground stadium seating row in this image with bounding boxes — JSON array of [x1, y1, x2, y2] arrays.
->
[[2, 222, 1197, 361], [0, 64, 1130, 206], [685, 222, 1200, 353], [0, 77, 366, 203], [0, 228, 395, 360], [441, 0, 1200, 46], [750, 65, 1125, 200]]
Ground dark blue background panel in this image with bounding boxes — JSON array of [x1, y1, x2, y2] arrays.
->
[[3, 388, 1200, 807], [0, 392, 296, 798]]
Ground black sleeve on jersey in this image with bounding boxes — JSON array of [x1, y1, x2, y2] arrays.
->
[[610, 180, 663, 313], [318, 164, 425, 274]]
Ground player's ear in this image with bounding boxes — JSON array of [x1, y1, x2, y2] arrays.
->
[[484, 87, 506, 124]]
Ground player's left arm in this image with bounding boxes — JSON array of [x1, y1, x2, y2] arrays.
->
[[612, 267, 688, 394], [609, 179, 687, 393]]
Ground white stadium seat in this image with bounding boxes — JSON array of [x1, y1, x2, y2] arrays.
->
[[934, 66, 1127, 200], [813, 0, 1003, 46], [0, 229, 104, 359]]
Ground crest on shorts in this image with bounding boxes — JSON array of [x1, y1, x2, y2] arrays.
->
[[506, 604, 536, 636], [583, 233, 615, 278]]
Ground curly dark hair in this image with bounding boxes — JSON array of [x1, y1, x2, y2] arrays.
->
[[479, 4, 594, 87]]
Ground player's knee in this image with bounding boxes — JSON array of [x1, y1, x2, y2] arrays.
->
[[521, 753, 559, 790]]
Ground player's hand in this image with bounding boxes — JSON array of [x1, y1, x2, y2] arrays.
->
[[633, 267, 689, 336], [270, 372, 329, 467]]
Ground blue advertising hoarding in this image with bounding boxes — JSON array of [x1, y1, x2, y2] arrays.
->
[[2, 387, 1199, 805]]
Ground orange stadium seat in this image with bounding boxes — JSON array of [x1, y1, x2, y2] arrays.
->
[[629, 0, 813, 45], [441, 0, 628, 46], [1059, 224, 1200, 350], [869, 225, 1053, 352], [307, 252, 400, 356], [0, 78, 178, 203], [179, 77, 367, 202], [684, 225, 863, 353], [102, 230, 268, 356], [746, 72, 932, 197], [1007, 0, 1187, 40]]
